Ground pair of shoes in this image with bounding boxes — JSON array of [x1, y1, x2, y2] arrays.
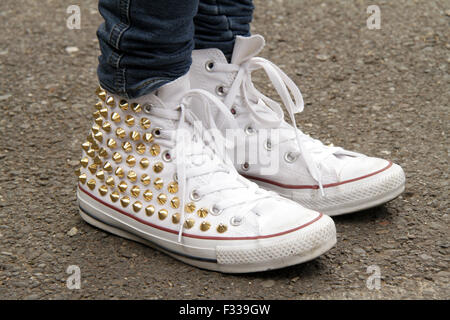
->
[[75, 35, 405, 273]]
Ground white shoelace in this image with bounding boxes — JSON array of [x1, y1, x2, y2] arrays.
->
[[212, 57, 357, 195], [146, 89, 273, 242]]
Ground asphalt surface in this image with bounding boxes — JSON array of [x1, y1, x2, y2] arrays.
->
[[0, 0, 448, 299]]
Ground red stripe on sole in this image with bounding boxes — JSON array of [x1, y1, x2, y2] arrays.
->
[[242, 161, 393, 190], [78, 185, 323, 241]]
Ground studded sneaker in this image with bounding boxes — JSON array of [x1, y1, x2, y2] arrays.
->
[[75, 75, 336, 273], [189, 35, 405, 216]]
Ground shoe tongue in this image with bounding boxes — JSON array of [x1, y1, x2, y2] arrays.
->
[[231, 34, 266, 65], [154, 74, 190, 108]]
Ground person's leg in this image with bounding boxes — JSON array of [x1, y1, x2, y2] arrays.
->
[[194, 0, 254, 61], [97, 0, 199, 99]]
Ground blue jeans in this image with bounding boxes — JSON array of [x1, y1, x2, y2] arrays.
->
[[97, 0, 254, 99]]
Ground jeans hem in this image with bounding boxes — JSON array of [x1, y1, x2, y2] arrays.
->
[[99, 77, 174, 99]]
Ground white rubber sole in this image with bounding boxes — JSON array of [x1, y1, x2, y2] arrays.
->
[[77, 188, 336, 273], [247, 163, 406, 216]]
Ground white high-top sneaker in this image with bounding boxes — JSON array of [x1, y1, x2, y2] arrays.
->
[[75, 75, 336, 273], [189, 35, 405, 216]]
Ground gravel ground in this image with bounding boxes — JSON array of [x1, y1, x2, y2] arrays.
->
[[0, 0, 448, 300]]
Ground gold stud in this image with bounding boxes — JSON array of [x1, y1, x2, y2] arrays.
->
[[183, 218, 195, 229], [86, 133, 95, 143], [98, 185, 108, 196], [143, 190, 153, 201], [140, 118, 151, 129], [153, 162, 164, 173], [93, 155, 102, 165], [170, 197, 180, 209], [150, 144, 160, 156], [93, 110, 101, 118], [103, 161, 113, 172], [154, 177, 163, 190], [90, 140, 100, 151], [217, 224, 228, 233], [145, 205, 155, 216], [87, 179, 96, 190], [88, 164, 97, 174], [96, 170, 105, 181], [81, 142, 91, 151], [86, 149, 95, 158], [158, 209, 168, 220], [106, 96, 115, 107], [80, 157, 89, 167], [98, 148, 108, 158], [119, 100, 129, 110], [91, 125, 100, 134], [185, 202, 196, 213], [131, 103, 141, 113], [125, 115, 135, 126], [115, 167, 125, 178], [140, 174, 151, 185], [122, 141, 132, 153], [197, 208, 208, 218], [118, 181, 128, 192], [143, 132, 154, 143], [130, 131, 140, 141], [112, 152, 122, 163], [115, 127, 125, 139], [172, 213, 180, 224], [95, 116, 103, 126], [131, 185, 140, 197], [96, 87, 106, 101], [120, 196, 130, 207], [74, 167, 81, 177], [94, 101, 103, 110], [94, 131, 103, 142], [200, 221, 211, 232], [136, 143, 146, 154], [110, 191, 119, 202], [107, 138, 117, 149], [78, 173, 87, 184], [106, 176, 115, 187], [111, 112, 121, 122], [126, 155, 136, 167], [140, 158, 149, 169], [132, 201, 142, 213], [127, 170, 137, 182], [95, 86, 103, 94], [99, 107, 108, 118], [168, 182, 178, 193], [157, 193, 167, 205], [102, 121, 111, 133]]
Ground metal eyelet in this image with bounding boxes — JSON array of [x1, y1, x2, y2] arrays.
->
[[190, 189, 202, 201], [230, 106, 237, 115], [244, 124, 256, 135], [143, 103, 154, 114], [264, 139, 272, 151], [241, 162, 250, 171], [284, 151, 298, 163], [162, 150, 172, 162], [230, 216, 243, 226], [210, 205, 223, 216], [215, 85, 226, 96], [173, 173, 178, 182], [152, 127, 162, 137], [205, 60, 215, 72]]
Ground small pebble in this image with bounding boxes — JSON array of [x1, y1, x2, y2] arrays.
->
[[67, 227, 78, 237]]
